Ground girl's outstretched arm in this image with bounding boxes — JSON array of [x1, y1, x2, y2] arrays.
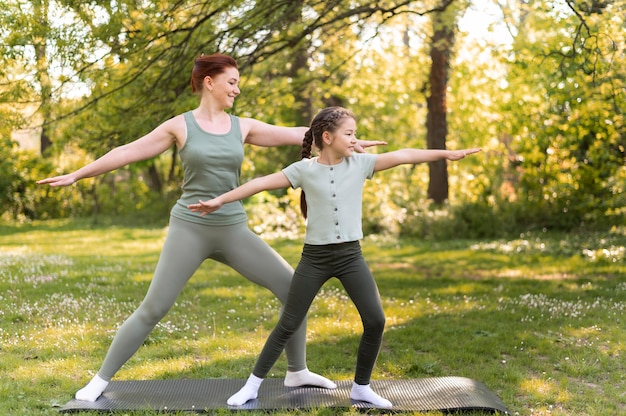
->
[[374, 148, 481, 172], [188, 172, 291, 217]]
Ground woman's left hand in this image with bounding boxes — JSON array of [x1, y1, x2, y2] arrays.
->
[[447, 147, 482, 161], [355, 139, 387, 153]]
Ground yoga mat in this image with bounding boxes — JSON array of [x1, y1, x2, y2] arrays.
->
[[59, 377, 509, 413]]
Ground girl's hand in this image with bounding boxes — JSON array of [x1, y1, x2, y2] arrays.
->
[[188, 199, 223, 217], [447, 147, 482, 161], [355, 139, 387, 153], [36, 174, 78, 187]]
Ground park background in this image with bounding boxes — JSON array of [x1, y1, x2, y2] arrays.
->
[[1, 0, 625, 415], [1, 0, 624, 234]]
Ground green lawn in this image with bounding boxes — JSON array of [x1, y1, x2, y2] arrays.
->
[[1, 219, 624, 415]]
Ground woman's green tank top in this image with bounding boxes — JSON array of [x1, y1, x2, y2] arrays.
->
[[170, 111, 247, 225]]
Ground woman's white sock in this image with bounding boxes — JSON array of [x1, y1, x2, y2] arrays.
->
[[350, 382, 392, 408], [227, 373, 263, 406], [75, 374, 109, 402], [284, 368, 337, 389]]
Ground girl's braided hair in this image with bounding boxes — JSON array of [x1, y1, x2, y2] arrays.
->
[[299, 106, 355, 218]]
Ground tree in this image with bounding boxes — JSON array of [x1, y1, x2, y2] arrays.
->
[[493, 0, 625, 229], [3, 0, 621, 231], [426, 1, 462, 204], [31, 0, 53, 154]]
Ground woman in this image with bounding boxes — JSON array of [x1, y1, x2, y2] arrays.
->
[[189, 106, 481, 408], [37, 54, 384, 402]]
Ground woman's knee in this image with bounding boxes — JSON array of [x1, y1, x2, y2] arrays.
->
[[136, 301, 171, 326]]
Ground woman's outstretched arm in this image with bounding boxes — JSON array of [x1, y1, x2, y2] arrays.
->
[[241, 118, 386, 151], [37, 117, 181, 187]]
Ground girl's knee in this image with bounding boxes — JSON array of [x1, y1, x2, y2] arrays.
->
[[277, 319, 302, 336], [364, 313, 386, 333]]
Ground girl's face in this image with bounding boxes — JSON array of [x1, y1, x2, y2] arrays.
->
[[325, 117, 358, 157], [206, 66, 241, 108]]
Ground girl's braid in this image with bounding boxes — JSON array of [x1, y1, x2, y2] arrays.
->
[[301, 130, 314, 159]]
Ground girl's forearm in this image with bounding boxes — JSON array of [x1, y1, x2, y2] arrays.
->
[[374, 148, 480, 172], [404, 149, 449, 163], [387, 149, 450, 166], [216, 173, 289, 205], [216, 180, 263, 205]]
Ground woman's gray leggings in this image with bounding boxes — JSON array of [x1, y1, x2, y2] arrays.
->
[[97, 216, 308, 380], [252, 241, 386, 385]]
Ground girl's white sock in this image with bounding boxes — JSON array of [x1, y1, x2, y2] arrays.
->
[[350, 382, 392, 408], [75, 374, 109, 402], [227, 373, 263, 406]]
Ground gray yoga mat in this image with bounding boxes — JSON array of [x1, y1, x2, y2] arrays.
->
[[59, 376, 509, 413]]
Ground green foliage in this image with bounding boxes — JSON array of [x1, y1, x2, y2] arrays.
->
[[0, 137, 177, 225], [0, 136, 55, 222], [243, 188, 305, 239], [2, 0, 624, 235], [490, 1, 626, 231]]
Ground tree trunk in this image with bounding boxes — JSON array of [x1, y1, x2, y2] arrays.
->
[[32, 0, 53, 155], [287, 0, 312, 157], [146, 162, 163, 193], [291, 46, 312, 127], [168, 146, 178, 183], [426, 10, 455, 204]]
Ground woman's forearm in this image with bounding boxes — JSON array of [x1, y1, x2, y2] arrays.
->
[[71, 147, 137, 181]]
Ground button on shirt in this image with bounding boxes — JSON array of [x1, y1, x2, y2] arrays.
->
[[282, 153, 377, 245]]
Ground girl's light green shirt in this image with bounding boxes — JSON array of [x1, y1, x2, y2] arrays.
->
[[283, 153, 377, 245]]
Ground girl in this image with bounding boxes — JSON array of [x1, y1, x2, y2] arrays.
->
[[188, 106, 481, 408]]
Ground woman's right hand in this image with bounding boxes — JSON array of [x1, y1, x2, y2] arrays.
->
[[36, 174, 78, 187]]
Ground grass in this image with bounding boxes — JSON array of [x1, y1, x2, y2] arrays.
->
[[1, 218, 624, 416]]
